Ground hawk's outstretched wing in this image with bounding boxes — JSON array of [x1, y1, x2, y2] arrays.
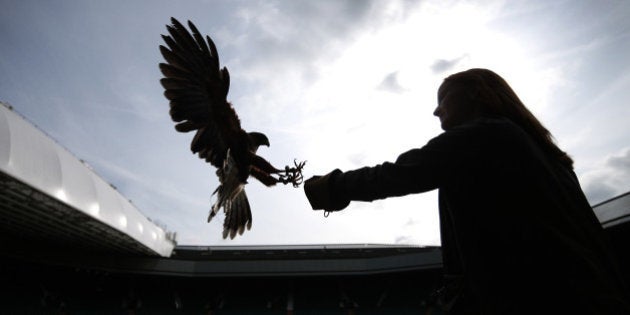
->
[[159, 17, 239, 168]]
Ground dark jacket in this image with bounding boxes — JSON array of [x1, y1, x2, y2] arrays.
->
[[328, 117, 629, 314]]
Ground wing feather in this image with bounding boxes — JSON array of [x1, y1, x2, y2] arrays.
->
[[160, 77, 197, 90], [159, 45, 194, 71], [159, 17, 242, 168], [187, 21, 217, 69]]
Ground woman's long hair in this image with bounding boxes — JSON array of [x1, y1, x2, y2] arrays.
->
[[444, 68, 574, 169]]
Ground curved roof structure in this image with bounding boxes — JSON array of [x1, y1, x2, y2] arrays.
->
[[0, 102, 174, 257]]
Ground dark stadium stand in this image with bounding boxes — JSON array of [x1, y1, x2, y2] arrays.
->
[[2, 246, 444, 314]]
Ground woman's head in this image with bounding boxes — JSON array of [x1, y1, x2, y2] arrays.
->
[[435, 76, 483, 130], [436, 68, 529, 127], [436, 68, 574, 168]]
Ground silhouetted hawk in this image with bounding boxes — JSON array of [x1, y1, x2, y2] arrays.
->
[[159, 18, 304, 239]]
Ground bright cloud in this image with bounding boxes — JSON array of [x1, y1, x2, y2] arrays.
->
[[580, 147, 630, 204]]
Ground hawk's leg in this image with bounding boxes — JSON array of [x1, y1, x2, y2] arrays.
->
[[250, 155, 305, 187]]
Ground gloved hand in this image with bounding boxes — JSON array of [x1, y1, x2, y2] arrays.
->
[[304, 169, 350, 212]]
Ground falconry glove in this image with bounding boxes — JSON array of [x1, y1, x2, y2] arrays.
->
[[304, 169, 350, 212]]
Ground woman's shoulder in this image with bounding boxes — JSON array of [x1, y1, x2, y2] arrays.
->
[[435, 116, 520, 140], [449, 116, 529, 141], [426, 116, 533, 156], [459, 115, 518, 130]]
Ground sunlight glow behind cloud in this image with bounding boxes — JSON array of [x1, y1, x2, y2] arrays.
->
[[223, 1, 571, 246]]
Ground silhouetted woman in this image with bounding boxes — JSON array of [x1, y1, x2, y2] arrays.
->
[[305, 68, 629, 314]]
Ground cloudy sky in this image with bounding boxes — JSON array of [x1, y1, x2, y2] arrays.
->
[[1, 0, 629, 246]]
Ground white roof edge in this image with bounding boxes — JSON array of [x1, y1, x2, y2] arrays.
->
[[175, 243, 434, 251], [592, 190, 630, 228], [0, 102, 175, 257]]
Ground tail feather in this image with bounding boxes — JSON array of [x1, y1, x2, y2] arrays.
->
[[222, 189, 252, 239], [233, 192, 245, 236], [246, 211, 253, 231], [235, 194, 243, 233], [209, 148, 251, 238], [207, 186, 222, 222]]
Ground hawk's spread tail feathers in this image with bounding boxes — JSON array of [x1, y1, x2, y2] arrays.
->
[[208, 149, 252, 239]]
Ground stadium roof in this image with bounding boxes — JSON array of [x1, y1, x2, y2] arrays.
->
[[0, 102, 174, 257], [593, 191, 630, 229]]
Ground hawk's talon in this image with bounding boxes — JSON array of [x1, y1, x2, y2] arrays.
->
[[277, 159, 306, 187]]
